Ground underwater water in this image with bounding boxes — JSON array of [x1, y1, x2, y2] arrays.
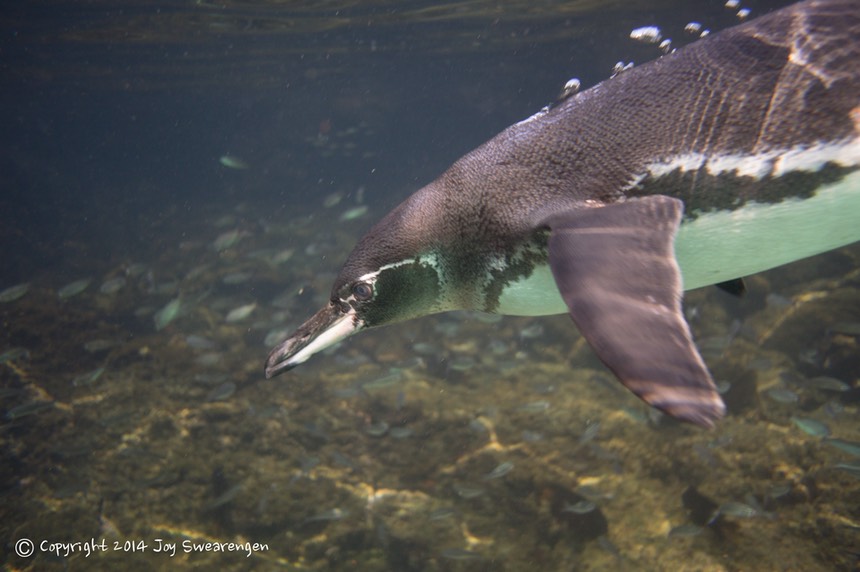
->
[[2, 0, 859, 570]]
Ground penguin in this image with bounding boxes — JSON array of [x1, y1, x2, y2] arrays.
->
[[266, 0, 860, 428]]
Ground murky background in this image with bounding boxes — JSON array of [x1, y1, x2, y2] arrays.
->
[[2, 0, 859, 570]]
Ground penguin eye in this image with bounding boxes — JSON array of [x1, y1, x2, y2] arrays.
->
[[351, 282, 373, 301]]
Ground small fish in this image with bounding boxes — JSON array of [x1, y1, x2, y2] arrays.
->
[[487, 339, 509, 355], [697, 335, 731, 357], [790, 416, 831, 438], [668, 524, 704, 538], [562, 500, 597, 514], [765, 293, 793, 308], [834, 463, 860, 479], [521, 430, 544, 442], [575, 485, 613, 502], [516, 400, 550, 413], [303, 422, 329, 442], [767, 483, 792, 499], [58, 278, 92, 299], [395, 357, 424, 370], [154, 298, 182, 331], [473, 312, 503, 324], [647, 408, 664, 425], [715, 380, 732, 394], [765, 387, 799, 404], [742, 493, 766, 515], [6, 400, 54, 420], [185, 335, 218, 350], [203, 483, 243, 511], [620, 406, 649, 423], [339, 205, 368, 221], [805, 376, 850, 392], [824, 400, 845, 416], [125, 262, 148, 276], [269, 248, 295, 265], [185, 264, 209, 280], [440, 548, 483, 561], [0, 283, 29, 303], [329, 450, 356, 469], [448, 356, 477, 371], [389, 427, 414, 439], [779, 370, 806, 386], [194, 372, 229, 385], [205, 382, 236, 402], [825, 438, 860, 457], [83, 339, 122, 353], [99, 277, 126, 294], [221, 272, 252, 285], [361, 371, 402, 390], [299, 456, 320, 473], [468, 419, 489, 433], [212, 229, 246, 251], [0, 347, 30, 363], [332, 385, 360, 399], [829, 322, 860, 337], [797, 348, 820, 366], [691, 444, 719, 468], [747, 357, 773, 371], [99, 512, 122, 538], [219, 155, 249, 169], [72, 367, 105, 387], [375, 521, 390, 548], [365, 421, 389, 437], [532, 383, 556, 395], [597, 536, 622, 561], [264, 327, 291, 347], [519, 323, 544, 339], [195, 352, 222, 367], [225, 302, 257, 323], [303, 508, 348, 524], [153, 281, 179, 295], [212, 214, 237, 227], [578, 422, 601, 445], [428, 507, 457, 521], [453, 484, 486, 499], [134, 306, 155, 318], [323, 192, 343, 208], [483, 461, 514, 480], [714, 501, 758, 520]]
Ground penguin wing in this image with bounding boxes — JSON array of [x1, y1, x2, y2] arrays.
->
[[542, 194, 725, 427]]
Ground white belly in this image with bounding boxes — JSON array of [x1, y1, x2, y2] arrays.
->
[[495, 263, 566, 316], [495, 169, 860, 317], [676, 169, 860, 290]]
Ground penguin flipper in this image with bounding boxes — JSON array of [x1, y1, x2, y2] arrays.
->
[[543, 195, 725, 428]]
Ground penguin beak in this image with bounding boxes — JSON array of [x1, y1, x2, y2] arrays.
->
[[265, 302, 363, 378]]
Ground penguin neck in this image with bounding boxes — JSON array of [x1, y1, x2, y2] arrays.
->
[[473, 230, 558, 316]]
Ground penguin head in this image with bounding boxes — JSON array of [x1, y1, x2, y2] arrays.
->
[[265, 215, 450, 378]]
